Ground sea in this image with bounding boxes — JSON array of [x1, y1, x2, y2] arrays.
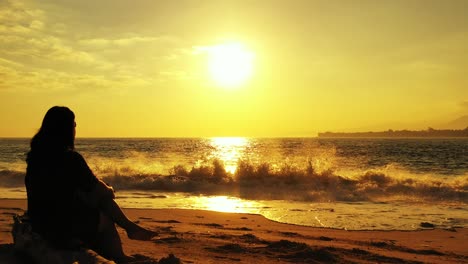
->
[[0, 137, 466, 231]]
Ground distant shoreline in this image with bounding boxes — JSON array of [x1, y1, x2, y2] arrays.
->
[[1, 129, 468, 140], [318, 128, 468, 138]]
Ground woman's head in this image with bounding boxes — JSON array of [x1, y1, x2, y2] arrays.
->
[[30, 106, 76, 152]]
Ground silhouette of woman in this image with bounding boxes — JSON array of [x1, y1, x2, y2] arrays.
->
[[25, 106, 156, 262]]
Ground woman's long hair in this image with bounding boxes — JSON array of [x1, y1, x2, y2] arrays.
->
[[27, 106, 75, 160]]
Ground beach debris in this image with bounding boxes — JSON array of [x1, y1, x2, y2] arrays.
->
[[240, 233, 264, 244], [420, 222, 436, 228], [267, 240, 336, 262], [194, 223, 223, 228], [413, 249, 445, 256], [267, 239, 309, 251], [280, 231, 300, 237], [158, 253, 182, 264], [370, 241, 388, 247], [153, 219, 181, 224], [155, 236, 183, 244], [215, 243, 247, 253], [318, 236, 333, 241]]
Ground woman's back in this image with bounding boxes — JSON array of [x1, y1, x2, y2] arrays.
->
[[26, 150, 98, 243]]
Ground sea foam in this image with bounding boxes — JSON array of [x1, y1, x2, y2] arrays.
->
[[3, 158, 465, 203]]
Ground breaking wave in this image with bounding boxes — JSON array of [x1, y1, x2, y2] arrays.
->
[[2, 159, 466, 203], [0, 170, 25, 187]]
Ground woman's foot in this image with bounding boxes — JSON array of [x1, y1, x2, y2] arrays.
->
[[127, 225, 158, 241]]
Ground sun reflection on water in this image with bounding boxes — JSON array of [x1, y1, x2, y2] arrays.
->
[[192, 195, 260, 213], [209, 137, 249, 174]]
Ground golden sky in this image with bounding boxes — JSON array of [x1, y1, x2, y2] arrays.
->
[[0, 0, 467, 137]]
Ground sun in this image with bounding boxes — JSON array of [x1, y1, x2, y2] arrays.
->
[[207, 42, 254, 88]]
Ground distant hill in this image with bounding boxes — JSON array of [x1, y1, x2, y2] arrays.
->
[[318, 127, 468, 138], [443, 115, 468, 129]]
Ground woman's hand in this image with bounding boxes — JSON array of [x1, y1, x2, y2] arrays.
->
[[97, 179, 115, 200]]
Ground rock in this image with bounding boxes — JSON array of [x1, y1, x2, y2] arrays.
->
[[12, 214, 114, 264]]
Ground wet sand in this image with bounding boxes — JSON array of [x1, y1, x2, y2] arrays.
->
[[0, 199, 466, 263]]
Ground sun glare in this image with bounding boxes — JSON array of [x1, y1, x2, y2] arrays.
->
[[210, 137, 249, 174], [195, 196, 258, 213], [207, 42, 254, 88]]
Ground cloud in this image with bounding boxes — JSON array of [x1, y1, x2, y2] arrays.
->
[[0, 0, 44, 38], [0, 62, 150, 93], [79, 36, 160, 47], [29, 20, 44, 30], [0, 0, 188, 92], [0, 0, 44, 24], [0, 0, 149, 93], [460, 101, 468, 111], [0, 0, 114, 72], [0, 57, 23, 68], [1, 35, 113, 71], [0, 24, 32, 34], [158, 70, 198, 82], [0, 57, 26, 91], [78, 35, 178, 54]]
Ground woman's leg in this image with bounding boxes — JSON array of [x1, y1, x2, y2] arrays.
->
[[99, 198, 157, 241], [84, 180, 157, 240], [93, 212, 127, 262]]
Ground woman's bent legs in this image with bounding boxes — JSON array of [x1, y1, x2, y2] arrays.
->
[[99, 198, 157, 241], [94, 212, 126, 262], [92, 198, 157, 262]]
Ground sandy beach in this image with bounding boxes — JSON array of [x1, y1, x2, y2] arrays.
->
[[0, 199, 466, 264]]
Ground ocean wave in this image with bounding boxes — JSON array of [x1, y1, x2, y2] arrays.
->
[[2, 159, 467, 203], [0, 170, 26, 187], [102, 160, 468, 203]]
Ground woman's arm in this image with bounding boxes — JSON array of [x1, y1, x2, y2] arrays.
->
[[70, 151, 115, 208], [76, 179, 115, 208]]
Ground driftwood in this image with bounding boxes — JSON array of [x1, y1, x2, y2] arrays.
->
[[12, 214, 115, 264]]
